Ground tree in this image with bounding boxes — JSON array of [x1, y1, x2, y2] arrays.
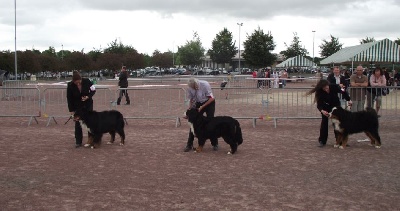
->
[[319, 35, 343, 58], [18, 50, 41, 74], [207, 28, 237, 65], [242, 27, 277, 68], [360, 36, 376, 44], [152, 50, 173, 68], [64, 51, 92, 71], [104, 39, 138, 56], [177, 32, 205, 67], [122, 52, 145, 70], [0, 51, 14, 71], [96, 53, 122, 71], [42, 46, 57, 57], [39, 54, 59, 72], [280, 32, 309, 59]]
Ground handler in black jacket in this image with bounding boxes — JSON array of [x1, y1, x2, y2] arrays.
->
[[306, 79, 352, 147], [67, 71, 96, 148], [117, 66, 130, 105]]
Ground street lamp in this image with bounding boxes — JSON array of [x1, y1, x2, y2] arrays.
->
[[14, 0, 17, 80], [312, 30, 316, 66], [61, 44, 64, 60], [237, 23, 243, 73]]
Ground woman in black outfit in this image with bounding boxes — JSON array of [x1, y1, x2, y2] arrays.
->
[[67, 71, 96, 148], [306, 79, 352, 147]]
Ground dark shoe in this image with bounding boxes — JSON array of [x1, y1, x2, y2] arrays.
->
[[377, 115, 381, 118], [184, 145, 193, 152], [75, 144, 82, 148], [125, 102, 130, 105], [318, 142, 326, 147], [213, 145, 219, 151]]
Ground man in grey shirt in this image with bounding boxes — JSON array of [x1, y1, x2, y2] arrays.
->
[[184, 78, 218, 152]]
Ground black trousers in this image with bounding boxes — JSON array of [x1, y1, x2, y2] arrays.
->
[[318, 114, 338, 145], [186, 101, 218, 147], [117, 89, 130, 104]]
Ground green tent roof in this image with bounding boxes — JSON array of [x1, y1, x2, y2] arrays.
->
[[320, 38, 400, 65], [276, 55, 316, 67]]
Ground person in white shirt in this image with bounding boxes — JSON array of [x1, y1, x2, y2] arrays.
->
[[184, 78, 218, 152]]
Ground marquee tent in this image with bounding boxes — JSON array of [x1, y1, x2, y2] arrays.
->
[[320, 38, 400, 65], [276, 55, 316, 68]]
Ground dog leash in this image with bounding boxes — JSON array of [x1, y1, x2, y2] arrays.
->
[[64, 115, 73, 125]]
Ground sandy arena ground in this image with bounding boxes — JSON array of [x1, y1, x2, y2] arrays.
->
[[1, 77, 400, 210]]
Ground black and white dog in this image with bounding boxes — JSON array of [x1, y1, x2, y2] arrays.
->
[[73, 109, 125, 148], [185, 108, 243, 154], [329, 106, 381, 149]]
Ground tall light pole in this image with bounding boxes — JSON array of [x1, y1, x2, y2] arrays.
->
[[237, 23, 243, 72], [61, 44, 64, 60], [14, 0, 17, 80], [312, 30, 316, 67]]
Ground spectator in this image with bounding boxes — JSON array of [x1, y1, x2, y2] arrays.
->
[[366, 67, 386, 116], [280, 69, 288, 87], [349, 65, 368, 112], [393, 69, 400, 86], [327, 66, 347, 108], [67, 70, 96, 148], [117, 66, 130, 105], [256, 70, 265, 89], [184, 78, 218, 152], [306, 79, 352, 147]]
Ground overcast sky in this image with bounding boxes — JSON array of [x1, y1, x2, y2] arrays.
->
[[1, 0, 399, 57]]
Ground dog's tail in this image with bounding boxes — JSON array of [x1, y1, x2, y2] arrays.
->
[[235, 120, 243, 145]]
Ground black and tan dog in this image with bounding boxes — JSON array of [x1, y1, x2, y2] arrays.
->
[[185, 108, 243, 154], [73, 109, 125, 148], [329, 106, 381, 149]]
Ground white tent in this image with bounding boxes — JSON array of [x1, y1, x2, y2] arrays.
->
[[276, 55, 316, 68], [320, 38, 400, 65]]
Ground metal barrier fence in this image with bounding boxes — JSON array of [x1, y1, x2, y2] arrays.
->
[[260, 86, 399, 127], [42, 87, 113, 126], [0, 87, 41, 125], [1, 79, 399, 127], [1, 80, 38, 99], [356, 86, 399, 120], [113, 87, 187, 127]]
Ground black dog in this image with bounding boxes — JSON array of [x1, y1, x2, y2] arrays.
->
[[329, 107, 381, 149], [73, 109, 125, 148], [185, 108, 243, 154]]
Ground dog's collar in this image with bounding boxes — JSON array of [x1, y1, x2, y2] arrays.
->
[[329, 107, 337, 118]]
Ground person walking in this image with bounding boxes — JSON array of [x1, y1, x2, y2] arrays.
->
[[67, 70, 96, 148], [349, 65, 368, 112], [184, 78, 218, 152], [117, 66, 130, 105], [306, 79, 352, 147]]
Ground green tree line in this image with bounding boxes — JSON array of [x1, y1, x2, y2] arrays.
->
[[2, 30, 399, 75]]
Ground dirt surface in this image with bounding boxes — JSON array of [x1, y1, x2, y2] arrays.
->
[[1, 115, 399, 210], [1, 78, 400, 210]]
